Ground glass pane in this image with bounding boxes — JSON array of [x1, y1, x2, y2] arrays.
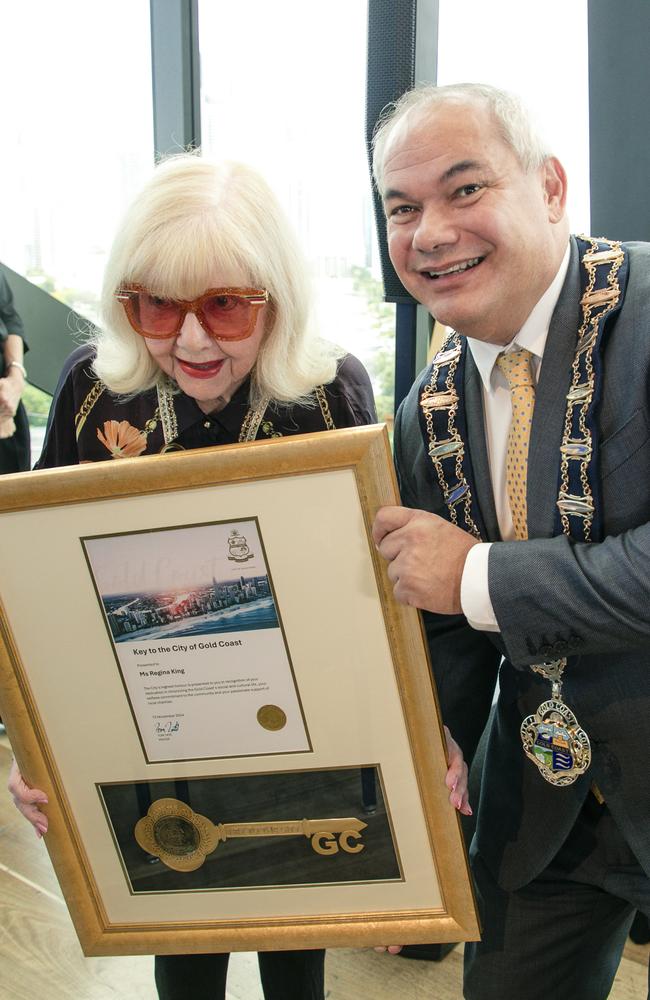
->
[[198, 0, 395, 423], [437, 0, 590, 233], [0, 0, 154, 326]]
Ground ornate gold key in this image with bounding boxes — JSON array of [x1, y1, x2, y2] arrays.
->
[[134, 797, 368, 871]]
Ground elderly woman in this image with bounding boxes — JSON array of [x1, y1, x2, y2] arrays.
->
[[8, 155, 470, 998], [32, 155, 375, 463], [8, 154, 376, 1000]]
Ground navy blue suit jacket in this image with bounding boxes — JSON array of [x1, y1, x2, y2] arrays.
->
[[394, 237, 650, 890]]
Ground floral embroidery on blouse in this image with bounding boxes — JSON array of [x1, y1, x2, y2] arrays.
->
[[97, 419, 148, 459], [260, 420, 282, 438]]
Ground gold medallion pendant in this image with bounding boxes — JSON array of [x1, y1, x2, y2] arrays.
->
[[521, 660, 592, 786], [521, 697, 591, 786]]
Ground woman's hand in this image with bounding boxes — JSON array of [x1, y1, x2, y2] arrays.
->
[[8, 759, 49, 838], [0, 416, 16, 439], [444, 725, 472, 817], [375, 726, 471, 957], [0, 374, 22, 419]]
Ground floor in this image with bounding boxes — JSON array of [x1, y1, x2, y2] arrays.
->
[[0, 733, 647, 1000]]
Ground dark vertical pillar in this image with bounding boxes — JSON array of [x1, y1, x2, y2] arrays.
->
[[394, 302, 418, 409], [588, 0, 650, 240], [366, 0, 439, 412], [366, 0, 418, 307]]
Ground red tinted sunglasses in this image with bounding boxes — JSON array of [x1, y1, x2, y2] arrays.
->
[[116, 285, 269, 341]]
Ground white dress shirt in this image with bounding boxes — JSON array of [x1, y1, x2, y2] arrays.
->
[[460, 243, 571, 631]]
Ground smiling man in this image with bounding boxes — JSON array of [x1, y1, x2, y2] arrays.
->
[[372, 83, 650, 999], [379, 99, 567, 346]]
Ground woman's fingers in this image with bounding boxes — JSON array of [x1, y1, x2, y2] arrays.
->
[[443, 725, 472, 817], [8, 759, 49, 837]]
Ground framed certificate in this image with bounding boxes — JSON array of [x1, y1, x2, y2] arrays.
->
[[0, 425, 479, 955]]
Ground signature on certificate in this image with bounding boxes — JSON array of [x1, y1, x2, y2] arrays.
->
[[155, 720, 181, 736]]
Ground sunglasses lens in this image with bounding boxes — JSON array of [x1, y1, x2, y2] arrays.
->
[[132, 292, 183, 337], [119, 288, 264, 339], [201, 294, 256, 338]]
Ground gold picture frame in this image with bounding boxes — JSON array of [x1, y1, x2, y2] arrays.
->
[[0, 425, 479, 956]]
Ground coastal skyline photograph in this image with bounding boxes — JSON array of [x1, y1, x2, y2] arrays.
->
[[100, 573, 278, 644], [82, 518, 280, 643]]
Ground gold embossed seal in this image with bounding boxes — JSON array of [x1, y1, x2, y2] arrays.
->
[[257, 704, 287, 731], [134, 798, 219, 871]]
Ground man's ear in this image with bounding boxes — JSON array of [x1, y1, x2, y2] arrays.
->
[[542, 157, 568, 223]]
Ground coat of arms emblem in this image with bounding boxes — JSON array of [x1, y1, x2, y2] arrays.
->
[[227, 529, 253, 563]]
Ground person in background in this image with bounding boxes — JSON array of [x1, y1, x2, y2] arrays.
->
[[0, 270, 30, 472], [7, 153, 470, 1000], [372, 82, 650, 998]]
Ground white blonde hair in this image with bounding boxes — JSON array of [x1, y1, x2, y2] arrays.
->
[[93, 153, 341, 405], [372, 82, 551, 192]]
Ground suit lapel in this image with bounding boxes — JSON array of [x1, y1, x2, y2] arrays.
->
[[464, 350, 501, 541], [527, 237, 582, 538]]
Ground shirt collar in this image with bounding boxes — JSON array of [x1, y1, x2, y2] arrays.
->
[[168, 375, 254, 438], [466, 241, 571, 392]]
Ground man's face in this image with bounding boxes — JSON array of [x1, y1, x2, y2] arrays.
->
[[382, 103, 567, 345]]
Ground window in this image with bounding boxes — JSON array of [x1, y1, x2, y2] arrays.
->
[[437, 0, 590, 233], [0, 0, 154, 325], [198, 0, 395, 422]]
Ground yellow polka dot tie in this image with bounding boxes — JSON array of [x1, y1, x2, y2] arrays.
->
[[496, 348, 536, 541]]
